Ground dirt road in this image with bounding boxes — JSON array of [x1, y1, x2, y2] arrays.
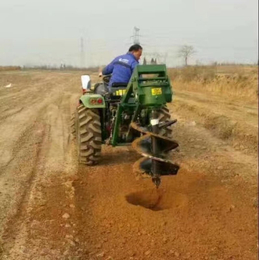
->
[[0, 70, 257, 260]]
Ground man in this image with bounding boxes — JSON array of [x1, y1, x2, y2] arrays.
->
[[102, 44, 143, 89]]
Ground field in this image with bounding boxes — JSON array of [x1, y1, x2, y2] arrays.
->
[[0, 66, 257, 260]]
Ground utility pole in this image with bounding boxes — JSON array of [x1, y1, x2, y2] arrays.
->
[[80, 37, 85, 68], [132, 27, 140, 44]]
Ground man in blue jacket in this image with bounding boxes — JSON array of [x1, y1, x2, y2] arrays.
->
[[102, 44, 143, 89]]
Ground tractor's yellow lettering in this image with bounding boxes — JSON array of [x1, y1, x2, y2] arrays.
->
[[151, 88, 162, 95], [115, 90, 126, 96]]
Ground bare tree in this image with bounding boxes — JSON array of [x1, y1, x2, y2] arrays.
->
[[178, 45, 196, 66]]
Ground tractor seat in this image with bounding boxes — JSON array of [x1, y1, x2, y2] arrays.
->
[[111, 82, 128, 88]]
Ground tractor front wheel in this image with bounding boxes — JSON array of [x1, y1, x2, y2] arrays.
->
[[75, 105, 102, 165]]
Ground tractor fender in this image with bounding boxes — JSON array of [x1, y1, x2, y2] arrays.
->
[[79, 94, 105, 108]]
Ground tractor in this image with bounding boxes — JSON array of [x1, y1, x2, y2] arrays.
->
[[72, 65, 179, 187]]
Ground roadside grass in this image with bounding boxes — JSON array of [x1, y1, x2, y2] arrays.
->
[[168, 65, 258, 102]]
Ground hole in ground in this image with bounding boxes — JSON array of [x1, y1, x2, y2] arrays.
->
[[126, 189, 188, 211]]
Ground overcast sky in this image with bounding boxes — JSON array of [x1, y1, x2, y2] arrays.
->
[[0, 0, 257, 67]]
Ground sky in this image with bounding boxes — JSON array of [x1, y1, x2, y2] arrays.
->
[[0, 0, 257, 67]]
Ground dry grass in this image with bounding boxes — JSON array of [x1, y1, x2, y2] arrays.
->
[[168, 65, 258, 102], [0, 66, 21, 72], [173, 100, 258, 152], [203, 115, 238, 140]]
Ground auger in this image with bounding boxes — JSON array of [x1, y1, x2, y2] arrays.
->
[[72, 64, 180, 187]]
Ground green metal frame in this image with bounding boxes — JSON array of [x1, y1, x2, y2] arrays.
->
[[111, 64, 173, 146]]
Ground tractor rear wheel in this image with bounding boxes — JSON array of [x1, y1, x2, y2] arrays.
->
[[158, 105, 173, 138], [75, 105, 102, 165]]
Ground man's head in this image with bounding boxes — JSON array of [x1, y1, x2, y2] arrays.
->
[[129, 44, 143, 61]]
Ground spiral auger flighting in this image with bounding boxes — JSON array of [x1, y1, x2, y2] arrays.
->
[[131, 110, 180, 188]]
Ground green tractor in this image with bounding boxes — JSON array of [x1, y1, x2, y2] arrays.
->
[[72, 65, 179, 187]]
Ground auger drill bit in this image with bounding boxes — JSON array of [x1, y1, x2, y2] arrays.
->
[[151, 110, 162, 188], [131, 110, 180, 188]]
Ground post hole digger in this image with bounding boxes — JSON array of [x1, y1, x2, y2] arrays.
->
[[72, 65, 179, 188]]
